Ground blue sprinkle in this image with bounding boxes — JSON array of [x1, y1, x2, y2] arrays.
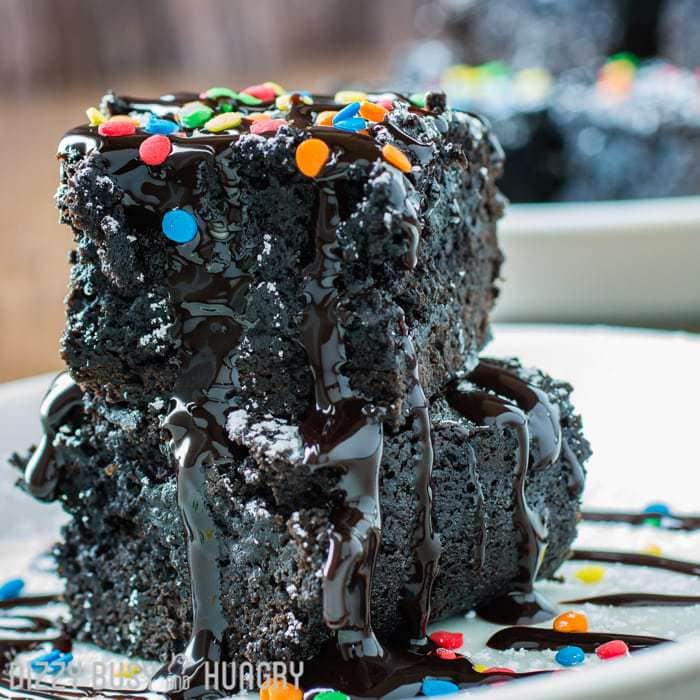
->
[[162, 209, 198, 244], [0, 578, 24, 600], [555, 645, 585, 667], [144, 115, 180, 135], [333, 101, 361, 124], [47, 653, 74, 675], [333, 118, 367, 133], [422, 679, 459, 696], [643, 503, 670, 516], [30, 650, 61, 672]]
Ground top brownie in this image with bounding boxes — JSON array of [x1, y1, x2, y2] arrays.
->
[[56, 85, 504, 425]]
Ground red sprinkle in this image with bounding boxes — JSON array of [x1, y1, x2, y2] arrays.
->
[[377, 99, 395, 111], [98, 120, 136, 137], [596, 640, 629, 659], [435, 648, 457, 660], [138, 134, 171, 166], [243, 84, 277, 102], [250, 118, 287, 135], [429, 630, 463, 650], [483, 667, 516, 675]]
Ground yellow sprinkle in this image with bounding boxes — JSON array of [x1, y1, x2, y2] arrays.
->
[[263, 81, 286, 97], [86, 107, 106, 126], [114, 664, 142, 679], [276, 94, 292, 112], [473, 664, 488, 673], [442, 64, 481, 85], [643, 544, 663, 557], [334, 90, 369, 104], [575, 565, 605, 584], [246, 112, 272, 122], [275, 93, 312, 112], [204, 112, 243, 132]]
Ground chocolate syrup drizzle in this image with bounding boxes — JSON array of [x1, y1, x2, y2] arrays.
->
[[446, 361, 584, 626], [561, 593, 700, 607], [570, 549, 700, 577], [24, 373, 82, 501], [581, 511, 700, 531], [486, 626, 670, 653]]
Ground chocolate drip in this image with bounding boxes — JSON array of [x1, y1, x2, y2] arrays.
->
[[0, 595, 61, 611], [399, 336, 442, 644], [487, 626, 670, 653], [153, 183, 251, 690], [571, 549, 700, 577], [24, 372, 83, 501], [561, 593, 700, 607], [295, 142, 472, 694], [297, 180, 385, 654], [581, 511, 700, 531], [447, 363, 561, 625]]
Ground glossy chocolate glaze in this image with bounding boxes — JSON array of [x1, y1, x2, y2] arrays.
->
[[24, 372, 82, 501], [487, 626, 670, 653], [447, 361, 582, 625], [561, 592, 700, 607], [294, 129, 447, 688]]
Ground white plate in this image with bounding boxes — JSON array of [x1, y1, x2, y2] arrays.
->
[[496, 198, 700, 327], [2, 324, 700, 699]]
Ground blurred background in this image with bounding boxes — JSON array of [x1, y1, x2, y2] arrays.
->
[[1, 0, 699, 382]]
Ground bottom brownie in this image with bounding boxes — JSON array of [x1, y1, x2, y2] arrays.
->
[[16, 358, 589, 665]]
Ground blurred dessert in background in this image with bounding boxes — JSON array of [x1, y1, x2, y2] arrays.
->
[[398, 0, 700, 203], [552, 54, 700, 201], [438, 0, 624, 74]]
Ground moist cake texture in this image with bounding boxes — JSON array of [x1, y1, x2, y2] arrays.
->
[[33, 359, 588, 663]]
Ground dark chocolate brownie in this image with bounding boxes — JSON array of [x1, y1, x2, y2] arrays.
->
[[56, 91, 503, 427], [16, 359, 588, 665], [16, 84, 589, 696]]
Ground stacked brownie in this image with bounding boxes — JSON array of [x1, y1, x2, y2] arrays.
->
[[17, 85, 590, 677]]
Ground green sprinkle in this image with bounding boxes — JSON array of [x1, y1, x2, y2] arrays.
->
[[315, 692, 350, 700], [203, 86, 238, 100], [643, 516, 662, 528], [220, 102, 234, 113], [179, 102, 214, 129], [608, 51, 640, 66], [480, 60, 510, 76], [236, 92, 263, 106], [409, 92, 426, 108]]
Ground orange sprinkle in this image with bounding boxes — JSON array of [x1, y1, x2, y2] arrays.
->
[[381, 143, 412, 173], [259, 679, 302, 700], [359, 101, 388, 123], [553, 610, 589, 634], [295, 138, 330, 178], [315, 110, 338, 127], [109, 115, 140, 126], [246, 112, 272, 122]]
